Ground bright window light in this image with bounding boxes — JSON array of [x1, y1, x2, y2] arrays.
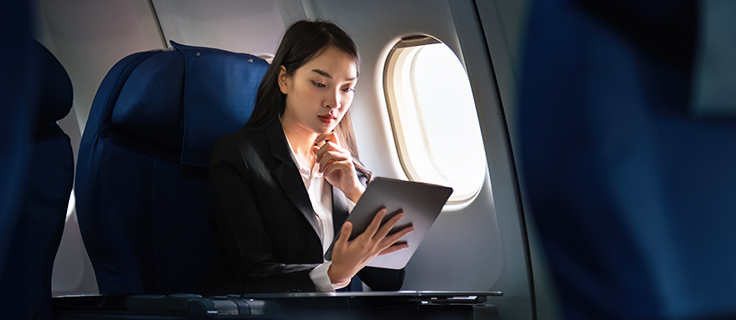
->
[[384, 37, 486, 203], [66, 190, 75, 222]]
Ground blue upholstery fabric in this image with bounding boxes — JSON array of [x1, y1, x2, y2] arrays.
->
[[111, 50, 184, 153], [0, 1, 35, 280], [175, 41, 267, 166], [76, 42, 268, 294], [0, 41, 74, 320], [520, 0, 736, 319]]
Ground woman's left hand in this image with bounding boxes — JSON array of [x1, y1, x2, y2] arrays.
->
[[313, 132, 364, 202]]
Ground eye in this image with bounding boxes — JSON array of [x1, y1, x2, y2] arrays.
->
[[342, 87, 355, 93], [312, 81, 326, 88]]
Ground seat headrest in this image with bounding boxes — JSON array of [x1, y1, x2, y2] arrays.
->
[[112, 50, 185, 153], [34, 41, 73, 129], [111, 41, 269, 166]]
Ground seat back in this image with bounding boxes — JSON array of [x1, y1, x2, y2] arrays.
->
[[76, 41, 268, 294], [520, 0, 736, 319], [0, 40, 74, 320], [0, 0, 34, 280]]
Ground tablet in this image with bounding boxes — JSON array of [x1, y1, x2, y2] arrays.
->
[[324, 177, 453, 269]]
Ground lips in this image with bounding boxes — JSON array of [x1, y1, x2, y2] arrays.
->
[[318, 114, 336, 124]]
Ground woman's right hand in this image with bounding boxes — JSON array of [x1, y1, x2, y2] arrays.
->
[[327, 208, 414, 286]]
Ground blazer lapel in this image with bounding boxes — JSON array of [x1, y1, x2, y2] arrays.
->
[[266, 120, 321, 238], [331, 185, 350, 238]]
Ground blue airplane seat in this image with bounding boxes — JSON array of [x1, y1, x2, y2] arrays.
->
[[0, 40, 74, 320], [520, 0, 736, 319], [75, 41, 268, 294], [0, 0, 34, 282]]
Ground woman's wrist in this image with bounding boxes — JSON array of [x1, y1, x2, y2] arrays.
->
[[344, 184, 365, 203], [327, 263, 352, 287]]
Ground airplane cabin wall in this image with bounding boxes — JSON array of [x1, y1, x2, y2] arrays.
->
[[151, 0, 285, 59], [473, 2, 561, 319]]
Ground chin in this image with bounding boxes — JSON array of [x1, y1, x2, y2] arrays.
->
[[310, 126, 331, 134], [314, 124, 337, 134]]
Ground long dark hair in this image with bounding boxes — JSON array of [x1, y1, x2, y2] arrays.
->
[[246, 20, 370, 180]]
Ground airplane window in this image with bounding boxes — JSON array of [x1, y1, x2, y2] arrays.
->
[[384, 36, 486, 203]]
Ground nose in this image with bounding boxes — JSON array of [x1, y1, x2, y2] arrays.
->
[[324, 89, 341, 110]]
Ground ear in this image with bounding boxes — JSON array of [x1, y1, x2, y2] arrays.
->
[[277, 65, 290, 95]]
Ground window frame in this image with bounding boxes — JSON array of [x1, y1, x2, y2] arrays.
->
[[383, 35, 485, 204]]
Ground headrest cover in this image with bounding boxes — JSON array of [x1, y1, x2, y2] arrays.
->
[[34, 41, 73, 128], [111, 42, 269, 165], [112, 50, 184, 153], [173, 41, 269, 166]]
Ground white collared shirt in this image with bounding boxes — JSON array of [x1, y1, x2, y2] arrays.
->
[[288, 145, 334, 255], [285, 139, 348, 291]]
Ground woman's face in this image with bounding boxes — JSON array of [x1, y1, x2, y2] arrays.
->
[[279, 46, 358, 134]]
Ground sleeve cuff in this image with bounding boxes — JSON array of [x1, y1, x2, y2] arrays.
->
[[310, 261, 350, 292], [347, 198, 356, 213]]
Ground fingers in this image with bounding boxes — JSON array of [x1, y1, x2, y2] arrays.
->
[[314, 132, 339, 160], [359, 209, 414, 248], [378, 242, 409, 256], [381, 224, 414, 247], [335, 221, 353, 249], [319, 152, 350, 173], [373, 211, 404, 240], [375, 225, 413, 257], [374, 213, 413, 255], [360, 208, 386, 239], [313, 139, 352, 174], [313, 132, 343, 160], [315, 143, 349, 163], [333, 210, 413, 275]]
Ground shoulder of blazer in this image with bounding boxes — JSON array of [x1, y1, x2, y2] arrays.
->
[[210, 129, 260, 166], [210, 119, 293, 171]]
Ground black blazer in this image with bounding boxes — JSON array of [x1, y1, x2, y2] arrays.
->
[[204, 119, 404, 294]]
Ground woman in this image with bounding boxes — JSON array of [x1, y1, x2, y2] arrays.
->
[[205, 20, 413, 294]]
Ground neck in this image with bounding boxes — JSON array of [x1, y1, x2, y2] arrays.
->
[[280, 116, 318, 162]]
